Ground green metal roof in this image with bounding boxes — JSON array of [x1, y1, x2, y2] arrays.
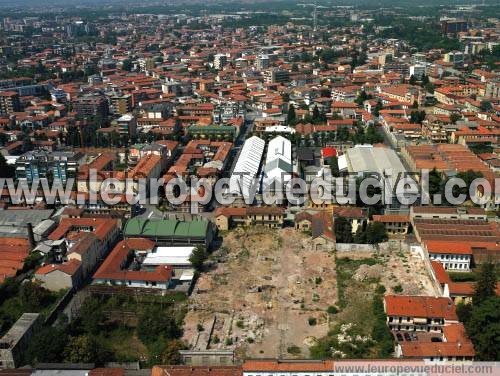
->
[[131, 143, 147, 150], [187, 125, 236, 133], [124, 218, 209, 238]]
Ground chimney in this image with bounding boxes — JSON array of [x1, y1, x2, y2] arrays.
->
[[27, 222, 36, 250]]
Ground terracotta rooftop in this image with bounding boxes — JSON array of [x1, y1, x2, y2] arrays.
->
[[384, 295, 458, 320], [93, 238, 172, 283]]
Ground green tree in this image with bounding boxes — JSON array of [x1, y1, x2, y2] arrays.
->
[[25, 327, 68, 364], [64, 335, 100, 363], [425, 82, 435, 94], [473, 260, 497, 306], [287, 104, 296, 126], [373, 101, 383, 117], [161, 339, 186, 364], [480, 101, 493, 112], [0, 154, 15, 178], [450, 113, 461, 124], [18, 281, 54, 312], [421, 74, 429, 87], [428, 168, 443, 197], [334, 216, 353, 243], [189, 247, 208, 271], [312, 105, 321, 123], [336, 127, 349, 142], [330, 156, 340, 177], [355, 222, 388, 244], [452, 170, 483, 201], [137, 305, 181, 346], [122, 59, 133, 71], [371, 289, 394, 357], [465, 297, 500, 360], [355, 90, 370, 106], [409, 75, 417, 85]]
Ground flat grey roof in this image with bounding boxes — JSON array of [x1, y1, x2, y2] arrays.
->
[[346, 146, 406, 176], [0, 209, 53, 238], [0, 313, 39, 349]]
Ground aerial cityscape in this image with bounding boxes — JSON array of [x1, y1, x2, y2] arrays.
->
[[0, 0, 498, 375]]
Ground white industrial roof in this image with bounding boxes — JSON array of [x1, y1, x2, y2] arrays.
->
[[142, 246, 195, 266], [263, 136, 292, 188], [229, 136, 265, 197], [345, 145, 406, 176], [343, 145, 418, 199], [264, 125, 296, 134], [265, 135, 292, 165]]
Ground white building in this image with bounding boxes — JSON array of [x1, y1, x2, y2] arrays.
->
[[263, 125, 296, 134], [338, 145, 419, 209], [228, 136, 265, 202], [256, 54, 270, 70], [425, 240, 472, 271], [409, 64, 426, 80], [214, 54, 228, 70], [142, 246, 195, 268], [262, 136, 292, 194]]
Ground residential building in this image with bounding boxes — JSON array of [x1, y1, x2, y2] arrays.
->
[[395, 323, 475, 361], [72, 93, 109, 119], [214, 207, 285, 231], [93, 238, 174, 291], [384, 295, 458, 333], [214, 54, 228, 70], [372, 214, 410, 235], [0, 91, 21, 116]]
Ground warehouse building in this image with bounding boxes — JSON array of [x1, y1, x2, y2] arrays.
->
[[262, 136, 293, 197], [338, 145, 419, 210], [123, 218, 214, 249], [228, 136, 265, 204]]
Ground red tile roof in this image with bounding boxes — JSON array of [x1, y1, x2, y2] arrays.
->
[[0, 238, 30, 283], [48, 217, 119, 242], [93, 238, 172, 283], [384, 295, 458, 320], [35, 259, 81, 276], [400, 341, 475, 358], [431, 261, 451, 285], [152, 366, 241, 376], [243, 360, 334, 372]]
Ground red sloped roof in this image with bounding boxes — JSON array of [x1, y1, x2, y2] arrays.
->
[[384, 295, 457, 320], [322, 147, 337, 158]]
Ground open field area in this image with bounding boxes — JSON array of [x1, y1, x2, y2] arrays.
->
[[183, 227, 337, 358], [183, 229, 438, 359], [310, 242, 438, 359]]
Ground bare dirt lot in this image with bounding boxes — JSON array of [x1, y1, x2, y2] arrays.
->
[[338, 240, 439, 297], [183, 227, 337, 359], [182, 229, 438, 360]]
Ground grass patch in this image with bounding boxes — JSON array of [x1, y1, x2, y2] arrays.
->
[[448, 265, 500, 283], [336, 257, 380, 308], [310, 257, 392, 360], [24, 292, 187, 367]]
